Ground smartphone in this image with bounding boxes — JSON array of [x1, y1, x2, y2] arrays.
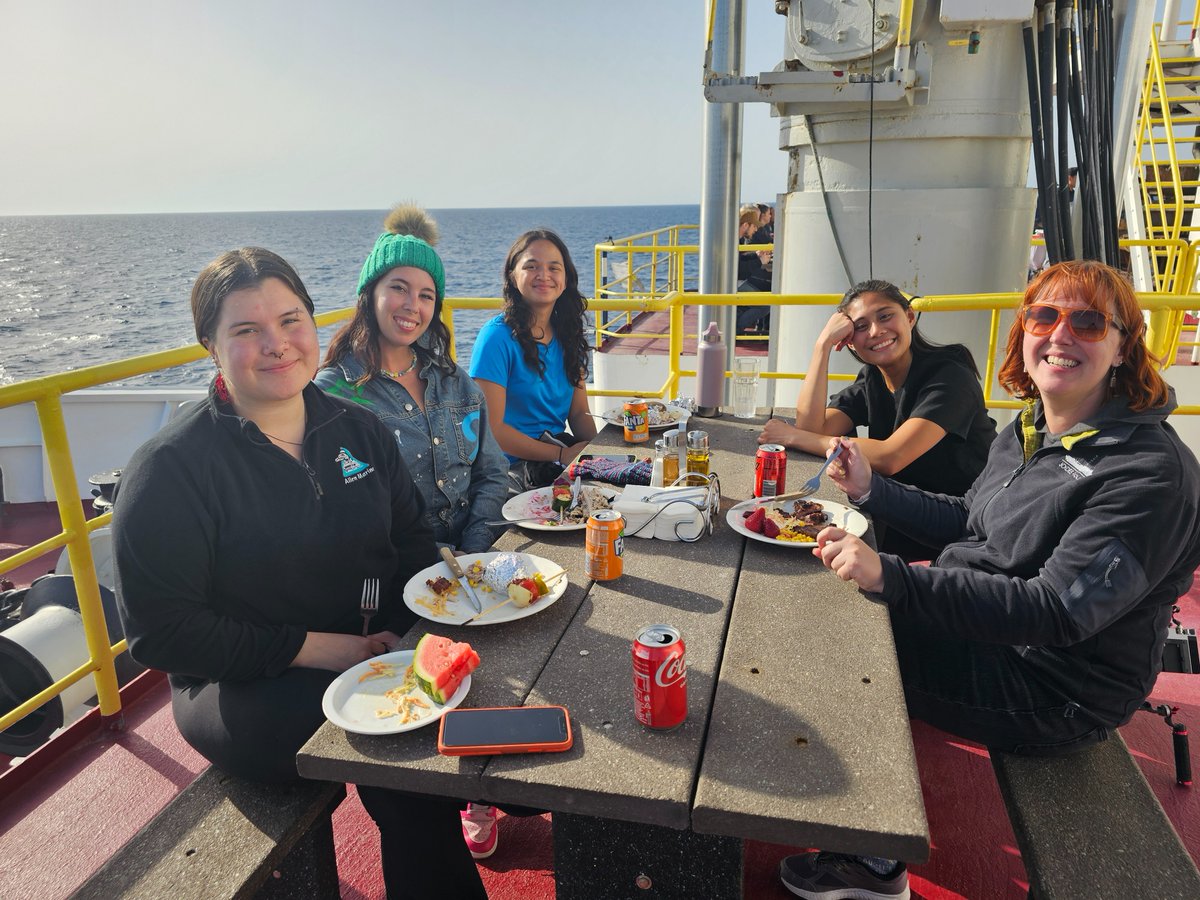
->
[[437, 705, 573, 756], [580, 454, 636, 463]]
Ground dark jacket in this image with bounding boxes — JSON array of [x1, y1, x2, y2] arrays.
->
[[113, 382, 437, 685], [861, 391, 1200, 727]]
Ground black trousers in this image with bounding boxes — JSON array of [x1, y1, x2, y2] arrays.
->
[[172, 667, 487, 899], [891, 612, 1110, 756]]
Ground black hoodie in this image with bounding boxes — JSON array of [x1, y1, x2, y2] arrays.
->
[[114, 383, 437, 685]]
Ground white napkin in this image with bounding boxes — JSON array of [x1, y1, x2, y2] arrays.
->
[[615, 485, 708, 541]]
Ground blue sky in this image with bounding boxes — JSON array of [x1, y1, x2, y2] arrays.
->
[[1, 1, 786, 215]]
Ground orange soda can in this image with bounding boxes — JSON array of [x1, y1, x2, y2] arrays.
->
[[622, 400, 650, 444], [585, 510, 625, 581]]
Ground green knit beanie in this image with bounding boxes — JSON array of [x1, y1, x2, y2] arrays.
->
[[356, 204, 445, 300]]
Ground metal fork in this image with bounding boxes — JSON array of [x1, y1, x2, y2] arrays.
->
[[793, 442, 844, 501], [360, 577, 380, 636]]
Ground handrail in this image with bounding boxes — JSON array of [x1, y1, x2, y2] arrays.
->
[[4, 273, 1200, 738]]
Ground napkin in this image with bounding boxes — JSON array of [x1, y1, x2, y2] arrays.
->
[[615, 485, 708, 541]]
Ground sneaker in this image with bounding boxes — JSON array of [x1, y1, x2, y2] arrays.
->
[[461, 803, 498, 859], [779, 852, 909, 900]]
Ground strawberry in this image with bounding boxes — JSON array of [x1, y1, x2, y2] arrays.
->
[[763, 518, 781, 539], [744, 506, 766, 534]]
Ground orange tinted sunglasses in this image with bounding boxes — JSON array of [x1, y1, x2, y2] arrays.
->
[[1020, 304, 1124, 342]]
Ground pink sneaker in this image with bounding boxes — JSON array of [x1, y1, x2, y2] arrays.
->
[[461, 803, 498, 859]]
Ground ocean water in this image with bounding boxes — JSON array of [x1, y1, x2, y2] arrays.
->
[[0, 205, 699, 387]]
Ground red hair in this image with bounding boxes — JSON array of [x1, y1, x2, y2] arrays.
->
[[997, 260, 1170, 411]]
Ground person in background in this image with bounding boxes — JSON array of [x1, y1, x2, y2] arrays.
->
[[737, 204, 772, 335], [754, 202, 774, 243], [113, 248, 487, 898], [782, 260, 1200, 899], [470, 228, 597, 493], [759, 279, 996, 559], [317, 204, 507, 556]]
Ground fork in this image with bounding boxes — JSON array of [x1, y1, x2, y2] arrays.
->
[[360, 577, 380, 637]]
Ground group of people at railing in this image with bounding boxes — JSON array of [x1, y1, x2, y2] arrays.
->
[[108, 199, 1200, 899], [737, 201, 774, 335]]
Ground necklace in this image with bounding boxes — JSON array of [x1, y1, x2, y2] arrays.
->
[[261, 431, 303, 446], [381, 348, 419, 380]]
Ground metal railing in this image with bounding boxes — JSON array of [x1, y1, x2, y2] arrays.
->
[[4, 279, 1200, 738]]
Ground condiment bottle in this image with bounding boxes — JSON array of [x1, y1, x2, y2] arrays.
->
[[658, 434, 680, 485], [650, 443, 665, 487], [686, 430, 710, 485], [695, 322, 725, 417]]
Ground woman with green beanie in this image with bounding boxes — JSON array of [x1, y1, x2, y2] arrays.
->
[[316, 205, 507, 555]]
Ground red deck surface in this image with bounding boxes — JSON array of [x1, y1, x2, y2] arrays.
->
[[2, 513, 1198, 898]]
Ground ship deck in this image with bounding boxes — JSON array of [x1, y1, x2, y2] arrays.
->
[[2, 500, 1199, 898]]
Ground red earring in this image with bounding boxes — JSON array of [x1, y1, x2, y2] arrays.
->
[[214, 372, 231, 402]]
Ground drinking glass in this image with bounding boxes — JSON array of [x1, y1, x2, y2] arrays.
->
[[731, 358, 759, 418]]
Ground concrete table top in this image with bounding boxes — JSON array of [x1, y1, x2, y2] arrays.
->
[[297, 409, 929, 864]]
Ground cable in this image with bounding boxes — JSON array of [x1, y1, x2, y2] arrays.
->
[[804, 115, 857, 287]]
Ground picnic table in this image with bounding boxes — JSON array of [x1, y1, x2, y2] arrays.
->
[[297, 411, 929, 898]]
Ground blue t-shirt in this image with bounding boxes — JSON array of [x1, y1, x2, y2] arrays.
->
[[469, 315, 575, 460]]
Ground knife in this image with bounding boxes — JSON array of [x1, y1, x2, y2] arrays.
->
[[439, 547, 482, 613]]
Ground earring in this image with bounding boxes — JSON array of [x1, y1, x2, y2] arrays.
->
[[1109, 365, 1119, 392], [214, 371, 231, 402]]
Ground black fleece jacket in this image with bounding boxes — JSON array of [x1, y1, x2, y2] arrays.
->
[[861, 390, 1200, 726], [113, 383, 437, 685]]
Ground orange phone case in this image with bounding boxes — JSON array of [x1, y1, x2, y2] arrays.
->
[[437, 705, 573, 756]]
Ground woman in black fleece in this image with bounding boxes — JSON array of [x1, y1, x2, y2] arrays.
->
[[113, 248, 487, 899]]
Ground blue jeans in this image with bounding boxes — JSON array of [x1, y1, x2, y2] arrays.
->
[[890, 612, 1110, 755]]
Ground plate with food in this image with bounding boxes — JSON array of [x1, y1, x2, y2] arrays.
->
[[321, 634, 477, 735], [501, 483, 619, 531], [601, 400, 689, 431], [403, 551, 568, 625], [726, 498, 868, 547]]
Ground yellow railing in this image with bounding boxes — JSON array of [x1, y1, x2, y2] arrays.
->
[[4, 282, 1200, 737]]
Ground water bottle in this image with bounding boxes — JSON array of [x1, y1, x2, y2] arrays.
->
[[695, 322, 725, 417]]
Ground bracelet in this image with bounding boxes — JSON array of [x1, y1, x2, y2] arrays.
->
[[557, 445, 565, 466]]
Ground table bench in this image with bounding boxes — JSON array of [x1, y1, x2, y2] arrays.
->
[[991, 732, 1200, 899], [70, 766, 344, 900]]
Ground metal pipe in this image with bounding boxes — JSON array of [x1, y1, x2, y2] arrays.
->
[[698, 0, 744, 395]]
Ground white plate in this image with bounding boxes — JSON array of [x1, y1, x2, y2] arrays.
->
[[321, 649, 470, 735], [601, 403, 690, 431], [501, 485, 620, 532], [403, 552, 568, 625], [725, 498, 868, 548]]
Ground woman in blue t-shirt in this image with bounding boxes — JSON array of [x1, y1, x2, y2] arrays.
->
[[759, 279, 996, 558], [469, 229, 597, 491]]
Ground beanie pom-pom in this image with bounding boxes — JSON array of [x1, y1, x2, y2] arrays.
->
[[384, 204, 439, 246]]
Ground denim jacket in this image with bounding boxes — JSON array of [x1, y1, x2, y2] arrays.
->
[[314, 354, 508, 553]]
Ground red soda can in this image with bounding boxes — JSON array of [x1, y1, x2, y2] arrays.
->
[[755, 444, 787, 498], [586, 510, 624, 581], [632, 624, 687, 730], [623, 399, 650, 444]]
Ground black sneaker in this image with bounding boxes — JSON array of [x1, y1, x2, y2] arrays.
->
[[779, 852, 910, 900]]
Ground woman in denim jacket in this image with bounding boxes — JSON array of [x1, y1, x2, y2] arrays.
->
[[316, 205, 507, 555]]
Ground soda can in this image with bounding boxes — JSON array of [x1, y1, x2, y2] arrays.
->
[[755, 444, 787, 498], [585, 510, 624, 581], [622, 400, 650, 444], [632, 624, 687, 730]]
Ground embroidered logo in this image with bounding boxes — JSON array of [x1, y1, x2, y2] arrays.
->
[[1059, 455, 1094, 481], [335, 447, 370, 478]]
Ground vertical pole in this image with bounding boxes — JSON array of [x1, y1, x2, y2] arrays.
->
[[699, 0, 744, 374]]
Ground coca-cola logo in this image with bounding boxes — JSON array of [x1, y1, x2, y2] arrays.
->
[[654, 651, 686, 688]]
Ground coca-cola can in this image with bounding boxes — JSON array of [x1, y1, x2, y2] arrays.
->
[[632, 624, 687, 730], [755, 444, 787, 498]]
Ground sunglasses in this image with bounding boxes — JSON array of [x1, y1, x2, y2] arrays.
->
[[1020, 304, 1125, 342]]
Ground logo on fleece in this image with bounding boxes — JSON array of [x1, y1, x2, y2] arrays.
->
[[461, 410, 481, 462], [335, 447, 372, 482]]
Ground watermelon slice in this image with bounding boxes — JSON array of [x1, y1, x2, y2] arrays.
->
[[412, 633, 480, 704]]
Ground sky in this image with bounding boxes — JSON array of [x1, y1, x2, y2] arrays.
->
[[0, 1, 787, 216]]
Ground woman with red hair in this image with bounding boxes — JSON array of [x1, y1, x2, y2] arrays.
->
[[779, 260, 1200, 898]]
